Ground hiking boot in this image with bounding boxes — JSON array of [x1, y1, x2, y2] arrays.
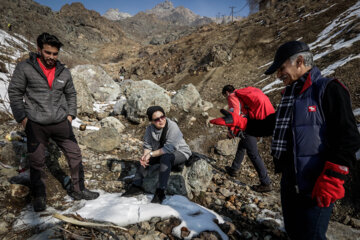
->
[[68, 188, 100, 200], [33, 197, 46, 212], [251, 183, 272, 193], [151, 188, 166, 204], [226, 166, 239, 177], [122, 185, 144, 197]]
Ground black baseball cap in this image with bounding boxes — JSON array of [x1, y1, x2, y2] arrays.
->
[[265, 41, 310, 75]]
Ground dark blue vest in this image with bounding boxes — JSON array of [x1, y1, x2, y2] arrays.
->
[[291, 67, 333, 193]]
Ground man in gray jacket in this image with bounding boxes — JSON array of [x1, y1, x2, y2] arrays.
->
[[8, 32, 99, 212]]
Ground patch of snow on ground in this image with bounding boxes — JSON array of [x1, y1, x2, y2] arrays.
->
[[302, 4, 336, 18], [257, 62, 272, 69], [262, 79, 283, 92], [254, 76, 270, 86], [93, 101, 116, 112], [14, 191, 228, 240], [72, 118, 99, 131], [321, 54, 360, 76], [309, 1, 360, 49], [314, 34, 360, 60], [256, 209, 285, 232], [354, 108, 360, 116]]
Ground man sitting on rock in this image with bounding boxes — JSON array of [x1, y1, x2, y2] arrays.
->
[[123, 106, 192, 203], [8, 32, 99, 212]]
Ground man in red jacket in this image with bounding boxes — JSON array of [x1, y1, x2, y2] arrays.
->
[[221, 85, 272, 192]]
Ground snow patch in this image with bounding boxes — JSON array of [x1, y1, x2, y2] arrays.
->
[[321, 54, 360, 76], [14, 191, 228, 240]]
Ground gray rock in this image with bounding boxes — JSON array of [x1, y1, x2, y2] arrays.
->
[[0, 221, 8, 235], [215, 138, 239, 156], [71, 64, 121, 102], [219, 188, 233, 198], [0, 141, 27, 167], [141, 159, 213, 199], [100, 116, 125, 134], [350, 217, 360, 229], [171, 84, 213, 112], [122, 80, 171, 123], [113, 98, 127, 115], [81, 127, 121, 152], [10, 184, 29, 198], [327, 221, 360, 240]]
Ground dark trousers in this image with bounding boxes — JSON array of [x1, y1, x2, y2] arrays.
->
[[133, 151, 187, 190], [25, 119, 84, 197], [231, 133, 271, 185], [281, 177, 333, 240]]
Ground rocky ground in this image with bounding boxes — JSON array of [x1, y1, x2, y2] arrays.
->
[[0, 0, 360, 239]]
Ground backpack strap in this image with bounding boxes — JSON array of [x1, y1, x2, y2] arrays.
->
[[159, 120, 168, 148]]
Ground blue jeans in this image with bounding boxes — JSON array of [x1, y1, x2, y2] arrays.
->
[[281, 177, 333, 240], [231, 133, 271, 185]]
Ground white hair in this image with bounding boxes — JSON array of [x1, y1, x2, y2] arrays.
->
[[289, 51, 314, 67]]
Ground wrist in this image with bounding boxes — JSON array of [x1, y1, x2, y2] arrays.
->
[[149, 151, 153, 157]]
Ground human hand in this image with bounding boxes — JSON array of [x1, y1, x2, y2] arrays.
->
[[21, 118, 28, 129], [140, 153, 150, 168], [67, 115, 73, 123], [312, 161, 349, 207]]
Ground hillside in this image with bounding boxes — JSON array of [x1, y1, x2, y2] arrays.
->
[[0, 0, 140, 64]]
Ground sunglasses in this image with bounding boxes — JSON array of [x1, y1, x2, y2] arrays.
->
[[152, 115, 166, 122]]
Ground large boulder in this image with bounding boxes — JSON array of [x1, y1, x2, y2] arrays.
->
[[71, 64, 121, 104], [122, 80, 171, 123], [100, 117, 125, 134], [215, 138, 240, 156], [141, 157, 213, 199], [81, 127, 121, 152], [171, 84, 213, 112]]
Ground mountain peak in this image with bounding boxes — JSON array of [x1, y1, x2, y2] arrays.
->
[[103, 8, 132, 21], [154, 0, 174, 10]]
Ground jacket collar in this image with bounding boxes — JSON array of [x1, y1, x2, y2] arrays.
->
[[27, 52, 65, 78], [299, 66, 322, 94]]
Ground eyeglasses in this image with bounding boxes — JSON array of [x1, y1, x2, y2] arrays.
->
[[152, 115, 166, 122]]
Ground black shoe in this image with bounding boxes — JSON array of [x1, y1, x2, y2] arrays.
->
[[122, 185, 144, 197], [33, 197, 46, 212], [226, 166, 239, 177], [151, 188, 166, 204], [68, 188, 100, 200], [251, 183, 272, 193]]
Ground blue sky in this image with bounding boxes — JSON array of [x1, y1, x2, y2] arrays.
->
[[33, 0, 250, 18]]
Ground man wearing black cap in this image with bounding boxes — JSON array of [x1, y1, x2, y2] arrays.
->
[[247, 41, 360, 239]]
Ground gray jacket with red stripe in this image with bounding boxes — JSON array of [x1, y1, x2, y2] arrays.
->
[[8, 52, 77, 125]]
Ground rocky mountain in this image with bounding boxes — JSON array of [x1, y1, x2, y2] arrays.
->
[[103, 8, 132, 21], [145, 0, 211, 26], [117, 0, 213, 45]]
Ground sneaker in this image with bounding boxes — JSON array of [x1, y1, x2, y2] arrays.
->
[[68, 188, 100, 200], [151, 188, 166, 204], [33, 197, 46, 212], [251, 183, 272, 193], [226, 166, 239, 177], [122, 185, 144, 197]]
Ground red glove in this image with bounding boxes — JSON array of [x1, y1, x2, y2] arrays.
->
[[312, 161, 349, 207], [210, 109, 248, 131]]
